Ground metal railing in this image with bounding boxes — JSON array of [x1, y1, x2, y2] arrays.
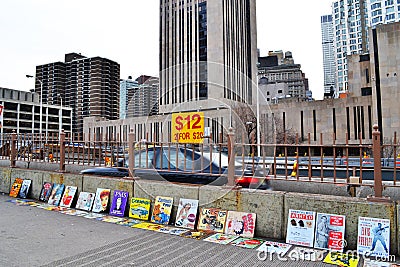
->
[[2, 125, 399, 198]]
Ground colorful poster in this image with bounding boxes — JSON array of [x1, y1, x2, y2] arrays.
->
[[9, 178, 23, 197], [75, 192, 96, 211], [224, 211, 256, 238], [157, 226, 173, 234], [180, 230, 213, 240], [83, 213, 105, 220], [203, 233, 239, 245], [197, 208, 227, 233], [129, 197, 151, 220], [357, 217, 390, 258], [18, 179, 32, 199], [175, 198, 199, 229], [109, 190, 129, 217], [116, 218, 141, 227], [92, 188, 111, 213], [60, 186, 78, 208], [323, 252, 360, 267], [99, 215, 125, 223], [257, 241, 292, 255], [168, 228, 190, 236], [48, 183, 65, 206], [230, 237, 264, 249], [314, 213, 346, 251], [39, 182, 53, 202], [151, 196, 173, 225], [286, 209, 316, 247], [290, 247, 325, 262], [132, 222, 164, 231]]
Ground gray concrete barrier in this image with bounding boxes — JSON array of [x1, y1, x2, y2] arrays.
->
[[284, 192, 397, 254]]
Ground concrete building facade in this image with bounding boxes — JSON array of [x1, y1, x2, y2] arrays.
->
[[35, 53, 120, 134]]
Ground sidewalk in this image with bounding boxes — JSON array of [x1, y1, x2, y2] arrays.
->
[[0, 193, 378, 267]]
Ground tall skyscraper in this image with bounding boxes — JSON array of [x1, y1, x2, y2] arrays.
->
[[321, 15, 336, 97], [331, 0, 400, 96], [120, 77, 139, 119], [35, 53, 120, 134], [159, 0, 258, 113]]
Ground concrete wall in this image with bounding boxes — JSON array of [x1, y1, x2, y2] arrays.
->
[[0, 167, 399, 255]]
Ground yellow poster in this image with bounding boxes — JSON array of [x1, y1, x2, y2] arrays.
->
[[150, 196, 173, 225], [129, 197, 151, 220], [171, 111, 204, 144], [323, 252, 359, 267]]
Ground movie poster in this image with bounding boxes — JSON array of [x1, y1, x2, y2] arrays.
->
[[109, 190, 129, 217], [203, 233, 239, 245], [75, 192, 96, 211], [92, 188, 111, 213], [314, 213, 346, 251], [224, 211, 256, 238], [60, 186, 77, 208], [197, 208, 227, 233], [230, 237, 264, 249], [323, 252, 360, 267], [174, 198, 199, 229], [150, 196, 173, 225], [47, 183, 65, 206], [357, 217, 390, 258], [286, 209, 316, 247], [39, 182, 53, 202], [129, 197, 151, 220], [18, 179, 32, 199], [257, 241, 292, 255], [9, 178, 23, 197]]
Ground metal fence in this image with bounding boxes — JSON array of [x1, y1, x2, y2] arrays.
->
[[2, 126, 400, 196]]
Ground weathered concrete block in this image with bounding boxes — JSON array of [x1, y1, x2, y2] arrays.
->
[[270, 180, 351, 197], [10, 168, 44, 199], [198, 186, 285, 239], [82, 175, 134, 199], [284, 193, 396, 254], [357, 185, 400, 201], [134, 179, 200, 223], [0, 167, 12, 194]]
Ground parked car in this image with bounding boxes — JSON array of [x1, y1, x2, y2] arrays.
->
[[80, 146, 270, 189]]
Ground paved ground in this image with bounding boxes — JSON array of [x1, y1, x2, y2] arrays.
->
[[0, 193, 393, 267]]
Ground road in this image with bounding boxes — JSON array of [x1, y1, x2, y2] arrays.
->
[[0, 193, 376, 267]]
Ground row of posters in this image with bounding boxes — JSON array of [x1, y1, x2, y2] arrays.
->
[[286, 209, 391, 258]]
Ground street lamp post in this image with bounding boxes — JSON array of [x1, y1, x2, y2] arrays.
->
[[26, 75, 43, 137], [256, 72, 261, 157], [58, 93, 63, 134]]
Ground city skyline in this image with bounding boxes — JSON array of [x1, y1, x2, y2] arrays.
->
[[0, 0, 332, 100]]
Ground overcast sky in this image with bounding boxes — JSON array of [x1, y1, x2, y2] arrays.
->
[[0, 0, 332, 100]]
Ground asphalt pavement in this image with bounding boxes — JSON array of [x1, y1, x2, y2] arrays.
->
[[0, 193, 386, 267]]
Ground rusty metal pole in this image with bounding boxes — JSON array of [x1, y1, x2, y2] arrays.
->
[[372, 124, 383, 198], [128, 130, 135, 178], [59, 129, 66, 172], [10, 130, 16, 168], [227, 127, 236, 187]]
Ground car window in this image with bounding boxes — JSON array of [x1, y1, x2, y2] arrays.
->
[[133, 150, 154, 168], [155, 147, 210, 171]]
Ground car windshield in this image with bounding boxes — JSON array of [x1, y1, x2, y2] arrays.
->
[[132, 150, 154, 168], [155, 147, 210, 171]]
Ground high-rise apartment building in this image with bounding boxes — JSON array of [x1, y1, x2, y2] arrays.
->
[[321, 15, 337, 97], [331, 0, 400, 96], [120, 77, 139, 119], [159, 0, 258, 113], [35, 53, 120, 133], [127, 76, 159, 118]]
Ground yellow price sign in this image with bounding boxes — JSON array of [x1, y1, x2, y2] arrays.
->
[[171, 112, 205, 143]]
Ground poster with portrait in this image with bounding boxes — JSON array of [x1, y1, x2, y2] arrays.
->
[[314, 213, 346, 251], [203, 233, 239, 245], [150, 196, 173, 225], [286, 209, 316, 247], [174, 198, 199, 229], [323, 251, 360, 267], [357, 217, 390, 258], [230, 237, 264, 249], [197, 208, 227, 233], [18, 179, 32, 199], [60, 186, 77, 208], [224, 211, 256, 238], [75, 191, 96, 211], [39, 182, 53, 202], [109, 190, 129, 217], [129, 197, 151, 220], [9, 178, 23, 197], [92, 188, 111, 213], [47, 183, 65, 206], [257, 241, 292, 255]]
